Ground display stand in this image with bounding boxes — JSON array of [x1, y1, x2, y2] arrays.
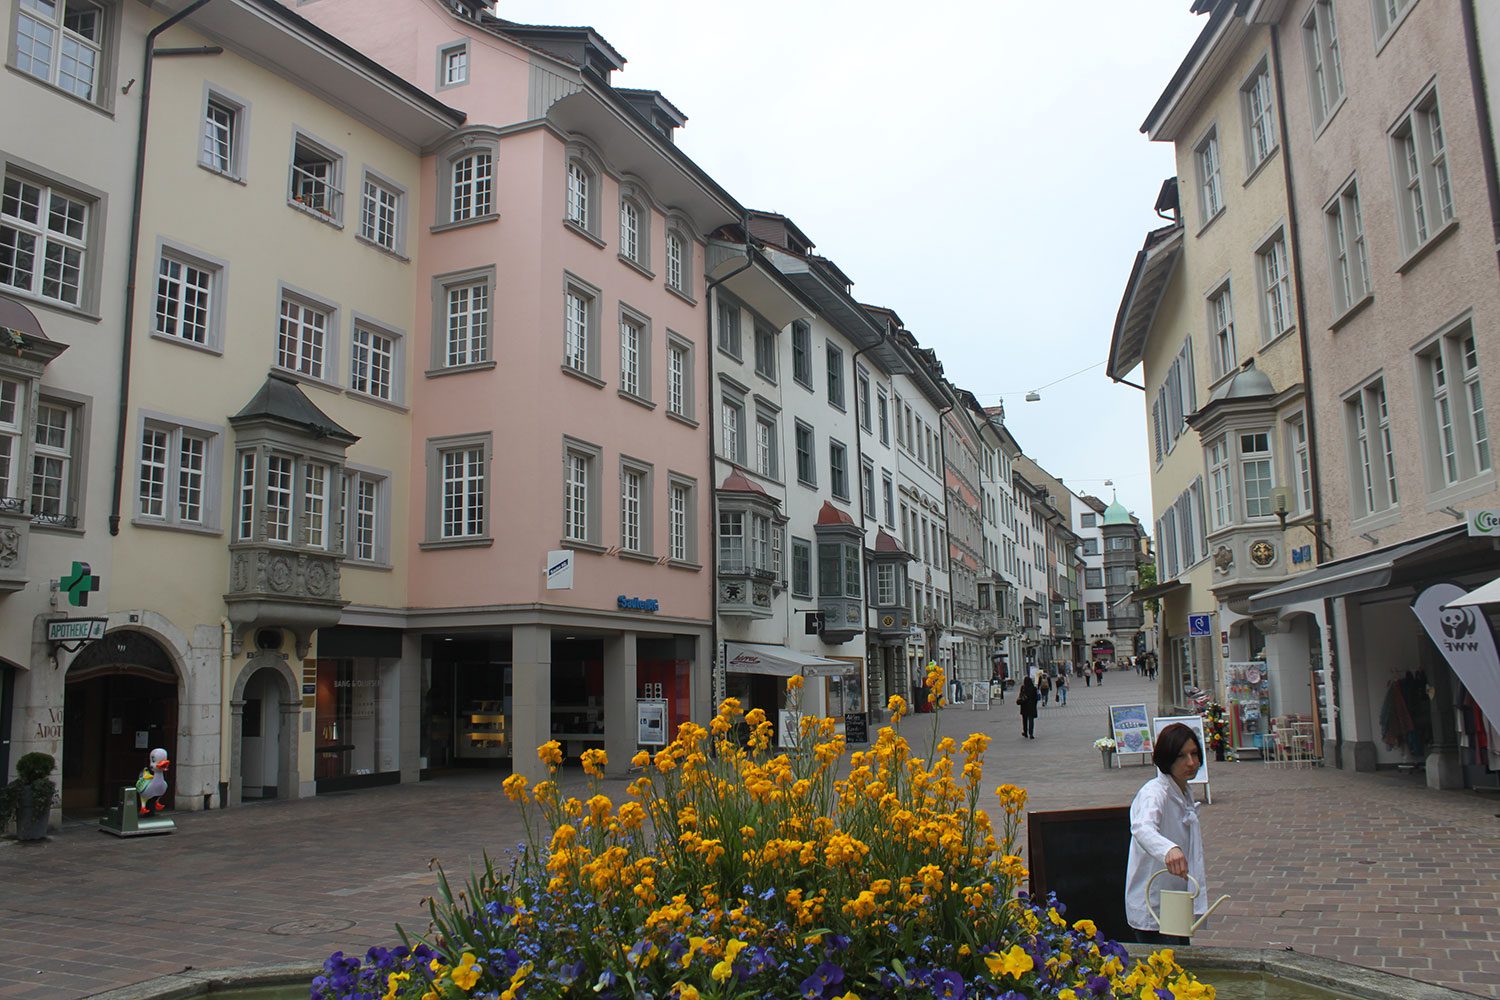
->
[[1151, 714, 1212, 804], [971, 682, 991, 710], [1225, 661, 1271, 758], [1107, 704, 1153, 768]]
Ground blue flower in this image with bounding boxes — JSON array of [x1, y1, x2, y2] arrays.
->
[[931, 969, 965, 998]]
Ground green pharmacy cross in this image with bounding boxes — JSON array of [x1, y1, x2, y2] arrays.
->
[[61, 561, 100, 607]]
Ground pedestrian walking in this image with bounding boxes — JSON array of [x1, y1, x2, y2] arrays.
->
[[1095, 661, 1105, 686], [1126, 722, 1208, 947], [1016, 676, 1039, 739], [1084, 665, 1091, 687], [1056, 672, 1068, 706], [1037, 671, 1051, 706]]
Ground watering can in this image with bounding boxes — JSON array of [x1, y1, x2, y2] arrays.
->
[[1145, 871, 1230, 937]]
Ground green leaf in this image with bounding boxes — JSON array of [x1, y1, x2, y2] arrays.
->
[[891, 958, 908, 984]]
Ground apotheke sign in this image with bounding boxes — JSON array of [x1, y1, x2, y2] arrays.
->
[[47, 618, 106, 642]]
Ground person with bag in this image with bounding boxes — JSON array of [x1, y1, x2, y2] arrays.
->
[[1016, 676, 1039, 739], [1037, 671, 1051, 707], [1056, 671, 1069, 706]]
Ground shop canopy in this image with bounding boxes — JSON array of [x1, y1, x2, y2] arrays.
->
[[1128, 579, 1187, 604], [724, 642, 853, 678], [1444, 576, 1500, 608], [1248, 525, 1466, 614]]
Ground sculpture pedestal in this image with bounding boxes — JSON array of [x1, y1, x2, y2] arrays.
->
[[98, 787, 176, 838]]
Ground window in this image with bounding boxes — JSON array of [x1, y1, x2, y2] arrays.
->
[[1347, 379, 1398, 518], [860, 458, 875, 515], [353, 174, 403, 254], [1081, 513, 1096, 528], [302, 461, 331, 549], [619, 314, 643, 398], [795, 421, 815, 485], [792, 536, 812, 596], [137, 419, 217, 529], [1391, 89, 1454, 256], [666, 336, 692, 420], [1372, 0, 1413, 40], [201, 93, 245, 177], [264, 454, 294, 543], [288, 133, 343, 222], [817, 539, 861, 599], [829, 440, 849, 499], [12, 0, 106, 102], [440, 444, 486, 539], [350, 322, 397, 402], [619, 463, 649, 554], [1240, 431, 1274, 518], [1195, 128, 1223, 222], [877, 562, 898, 606], [2, 169, 91, 307], [753, 323, 776, 381], [276, 293, 330, 380], [342, 468, 388, 563], [668, 476, 695, 564], [720, 391, 746, 465], [1257, 232, 1293, 341], [562, 277, 600, 378], [882, 472, 895, 527], [755, 412, 777, 479], [717, 300, 741, 358], [1087, 602, 1105, 622], [154, 247, 217, 347], [30, 399, 76, 523], [563, 447, 594, 543], [439, 42, 468, 87], [236, 451, 255, 541], [450, 151, 492, 223], [1326, 178, 1371, 315], [826, 342, 845, 408], [1081, 537, 1098, 556], [619, 197, 643, 264], [1303, 0, 1344, 126], [856, 368, 872, 430], [443, 277, 489, 368], [1208, 434, 1233, 529], [877, 385, 890, 444], [1085, 568, 1102, 589], [1288, 415, 1313, 514], [1242, 63, 1277, 168], [565, 159, 591, 229], [1208, 285, 1235, 378], [665, 230, 687, 294], [791, 321, 812, 388], [1418, 323, 1491, 488]]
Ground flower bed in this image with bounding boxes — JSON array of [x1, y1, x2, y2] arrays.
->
[[313, 670, 1214, 999]]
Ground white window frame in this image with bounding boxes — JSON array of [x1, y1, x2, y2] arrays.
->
[[1372, 0, 1414, 44], [1, 166, 95, 308], [1195, 127, 1224, 223], [433, 266, 494, 371], [135, 413, 221, 533], [1416, 320, 1491, 491], [562, 274, 601, 381], [720, 389, 746, 466], [791, 321, 813, 388], [826, 341, 845, 409], [30, 396, 78, 525], [153, 242, 224, 351], [275, 288, 333, 382], [1239, 430, 1275, 520], [665, 227, 691, 297], [618, 458, 653, 555], [753, 322, 777, 382], [754, 410, 777, 480], [1208, 283, 1236, 378], [350, 317, 402, 404], [1346, 378, 1398, 520], [1286, 414, 1313, 515], [1207, 434, 1233, 530], [450, 150, 493, 224], [358, 170, 405, 255], [667, 474, 697, 565], [666, 333, 694, 421], [717, 299, 742, 359], [877, 385, 890, 445], [200, 87, 248, 179], [564, 157, 596, 235], [437, 41, 468, 89], [1257, 230, 1293, 342], [1303, 0, 1344, 128], [342, 465, 390, 565], [1242, 61, 1278, 170], [795, 420, 815, 486], [11, 0, 111, 104], [617, 191, 651, 270], [829, 438, 850, 500], [1390, 87, 1454, 258], [1325, 177, 1372, 317], [288, 130, 344, 224]]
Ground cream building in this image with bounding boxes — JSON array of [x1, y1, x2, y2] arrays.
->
[[36, 0, 463, 814], [1113, 2, 1319, 741]]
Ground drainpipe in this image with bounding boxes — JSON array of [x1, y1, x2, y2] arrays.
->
[[935, 400, 954, 677], [1270, 25, 1342, 767], [109, 1, 222, 536], [1460, 0, 1500, 277], [849, 340, 875, 711], [219, 617, 233, 806], [703, 224, 754, 715]]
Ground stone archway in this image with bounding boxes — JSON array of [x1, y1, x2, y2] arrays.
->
[[228, 651, 300, 807]]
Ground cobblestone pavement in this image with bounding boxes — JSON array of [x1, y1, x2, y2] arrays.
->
[[2, 669, 1497, 998]]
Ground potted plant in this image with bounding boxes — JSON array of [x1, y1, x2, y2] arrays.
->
[[1094, 736, 1117, 767], [1203, 702, 1230, 762], [1, 751, 58, 841]]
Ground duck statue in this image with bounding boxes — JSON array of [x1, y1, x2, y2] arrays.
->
[[135, 748, 170, 816]]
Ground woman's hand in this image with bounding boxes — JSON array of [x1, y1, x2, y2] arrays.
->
[[1165, 846, 1188, 877]]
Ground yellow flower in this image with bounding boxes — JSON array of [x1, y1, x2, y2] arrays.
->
[[675, 985, 702, 1000], [1073, 918, 1098, 938], [500, 773, 529, 802], [984, 944, 1034, 979], [382, 970, 410, 1000], [581, 747, 608, 777], [551, 824, 577, 849], [538, 740, 563, 768], [887, 695, 908, 722], [786, 674, 804, 691], [450, 953, 481, 991], [631, 749, 651, 768]]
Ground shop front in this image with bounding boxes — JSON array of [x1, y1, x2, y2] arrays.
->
[[312, 626, 403, 792], [723, 642, 859, 742]]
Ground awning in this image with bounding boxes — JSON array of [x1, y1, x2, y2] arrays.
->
[[1248, 525, 1466, 614], [1128, 579, 1187, 603], [724, 642, 852, 678], [1445, 576, 1500, 609]]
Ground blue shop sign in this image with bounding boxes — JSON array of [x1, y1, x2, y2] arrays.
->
[[618, 595, 660, 612], [1291, 544, 1313, 565]]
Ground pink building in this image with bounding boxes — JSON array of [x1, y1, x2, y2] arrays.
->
[[291, 0, 740, 779]]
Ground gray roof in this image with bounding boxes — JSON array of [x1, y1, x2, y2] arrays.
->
[[231, 374, 358, 443]]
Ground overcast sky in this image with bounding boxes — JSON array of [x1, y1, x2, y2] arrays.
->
[[500, 0, 1208, 524]]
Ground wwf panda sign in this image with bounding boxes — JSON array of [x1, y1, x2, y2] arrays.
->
[[1412, 583, 1500, 727]]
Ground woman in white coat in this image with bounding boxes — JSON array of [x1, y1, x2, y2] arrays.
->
[[1124, 722, 1206, 945]]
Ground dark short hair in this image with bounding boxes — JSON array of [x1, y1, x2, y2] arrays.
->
[[1152, 723, 1202, 773]]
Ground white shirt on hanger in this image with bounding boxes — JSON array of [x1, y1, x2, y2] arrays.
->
[[1125, 771, 1207, 931]]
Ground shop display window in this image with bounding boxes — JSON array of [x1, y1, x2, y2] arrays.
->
[[314, 657, 397, 783]]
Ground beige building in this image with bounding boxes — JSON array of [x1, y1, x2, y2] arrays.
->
[[7, 0, 463, 816], [1113, 3, 1320, 750], [1244, 0, 1500, 790]]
